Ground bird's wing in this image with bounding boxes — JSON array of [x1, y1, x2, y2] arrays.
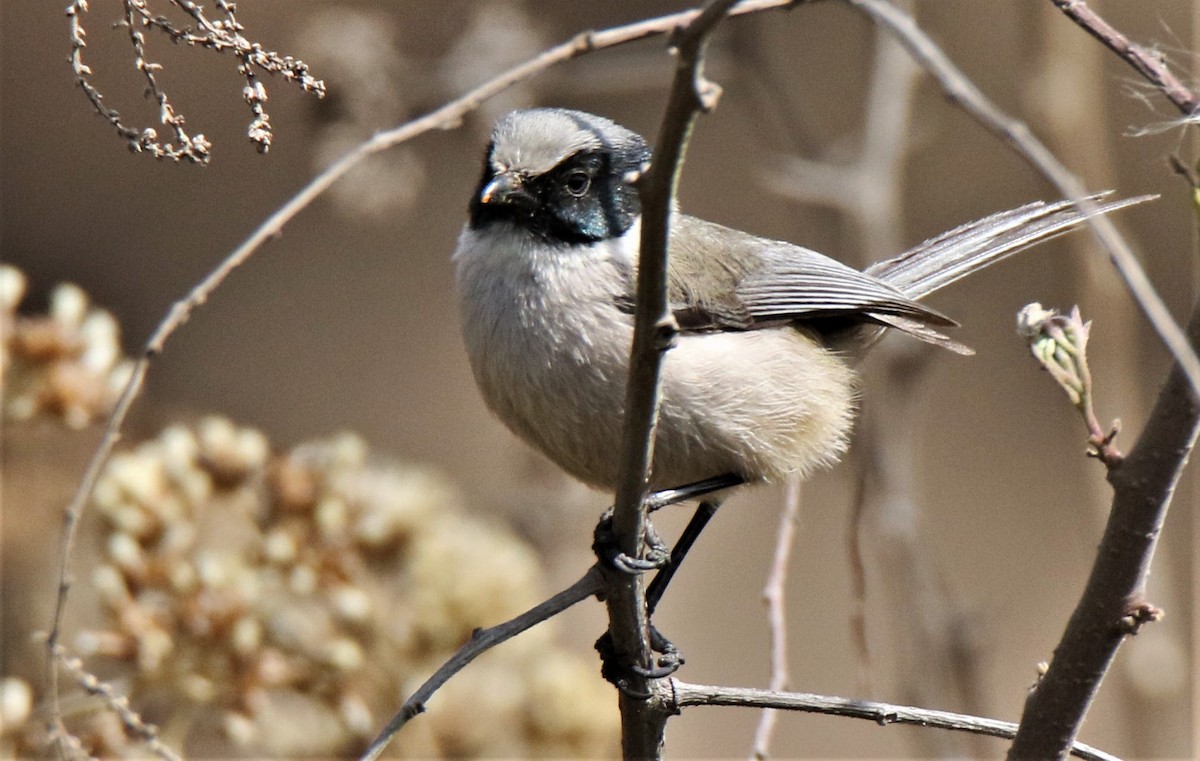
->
[[663, 216, 959, 348]]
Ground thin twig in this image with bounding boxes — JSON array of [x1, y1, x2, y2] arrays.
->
[[606, 2, 745, 756], [846, 0, 1200, 403], [48, 0, 801, 751], [750, 477, 802, 760], [359, 566, 606, 761], [672, 681, 1122, 761], [53, 646, 182, 761], [1049, 0, 1200, 116]]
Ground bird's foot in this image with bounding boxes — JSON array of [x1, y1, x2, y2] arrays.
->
[[595, 625, 684, 697], [593, 510, 670, 575]]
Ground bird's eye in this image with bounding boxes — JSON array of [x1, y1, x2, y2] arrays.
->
[[565, 171, 591, 197]]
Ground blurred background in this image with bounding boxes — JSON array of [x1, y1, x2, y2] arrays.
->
[[2, 1, 1195, 758]]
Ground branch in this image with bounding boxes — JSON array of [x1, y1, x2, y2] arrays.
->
[[671, 681, 1121, 761], [605, 1, 744, 756], [46, 0, 802, 748], [845, 0, 1200, 406], [1048, 0, 1200, 117], [359, 565, 605, 761], [1007, 301, 1200, 758], [750, 478, 802, 760]]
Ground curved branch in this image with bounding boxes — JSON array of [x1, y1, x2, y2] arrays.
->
[[671, 681, 1121, 761]]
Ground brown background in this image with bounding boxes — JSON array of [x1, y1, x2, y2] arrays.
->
[[2, 1, 1195, 758]]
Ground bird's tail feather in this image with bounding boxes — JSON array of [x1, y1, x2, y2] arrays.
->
[[867, 192, 1155, 300]]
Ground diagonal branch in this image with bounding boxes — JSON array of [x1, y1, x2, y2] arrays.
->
[[671, 681, 1122, 761], [846, 0, 1200, 405], [1048, 0, 1200, 116], [359, 566, 605, 761]]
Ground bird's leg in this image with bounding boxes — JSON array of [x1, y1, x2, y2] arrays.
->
[[592, 473, 741, 575], [647, 472, 744, 512], [647, 499, 722, 614], [593, 476, 736, 691]]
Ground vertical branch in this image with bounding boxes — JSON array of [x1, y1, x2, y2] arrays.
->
[[766, 9, 985, 756], [750, 477, 802, 759], [605, 2, 742, 756]]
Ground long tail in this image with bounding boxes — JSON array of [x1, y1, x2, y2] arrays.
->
[[867, 192, 1155, 300]]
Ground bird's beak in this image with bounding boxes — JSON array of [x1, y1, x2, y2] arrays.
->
[[479, 171, 531, 207]]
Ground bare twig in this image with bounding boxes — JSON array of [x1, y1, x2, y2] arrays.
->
[[52, 646, 182, 761], [1048, 0, 1200, 117], [67, 0, 212, 162], [1007, 301, 1200, 758], [606, 1, 744, 756], [750, 478, 802, 760], [48, 0, 801, 751], [359, 566, 605, 761], [672, 681, 1122, 761], [846, 0, 1200, 404], [68, 0, 325, 161], [770, 15, 985, 755]]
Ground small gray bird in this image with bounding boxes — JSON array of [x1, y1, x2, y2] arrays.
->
[[454, 108, 1142, 491]]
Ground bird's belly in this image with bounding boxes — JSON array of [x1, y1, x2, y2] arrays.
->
[[464, 291, 858, 489], [463, 287, 634, 488]]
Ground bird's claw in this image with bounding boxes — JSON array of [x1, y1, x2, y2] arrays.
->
[[596, 625, 684, 693], [593, 511, 670, 575]]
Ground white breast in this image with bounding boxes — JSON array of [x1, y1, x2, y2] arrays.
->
[[454, 225, 637, 486]]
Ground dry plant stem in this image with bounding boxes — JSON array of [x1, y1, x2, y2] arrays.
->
[[1049, 0, 1200, 116], [671, 682, 1121, 761], [53, 646, 182, 761], [607, 1, 742, 757], [1007, 301, 1200, 759], [358, 566, 606, 761], [45, 0, 801, 745], [750, 477, 802, 760], [846, 0, 1200, 402]]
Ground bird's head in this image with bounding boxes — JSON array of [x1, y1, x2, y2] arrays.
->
[[468, 108, 651, 245]]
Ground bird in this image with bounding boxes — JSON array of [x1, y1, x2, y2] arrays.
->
[[453, 107, 1145, 493]]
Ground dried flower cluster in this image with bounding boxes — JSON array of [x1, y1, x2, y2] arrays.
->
[[0, 265, 132, 429], [63, 418, 616, 758], [68, 0, 326, 162], [0, 677, 34, 758]]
